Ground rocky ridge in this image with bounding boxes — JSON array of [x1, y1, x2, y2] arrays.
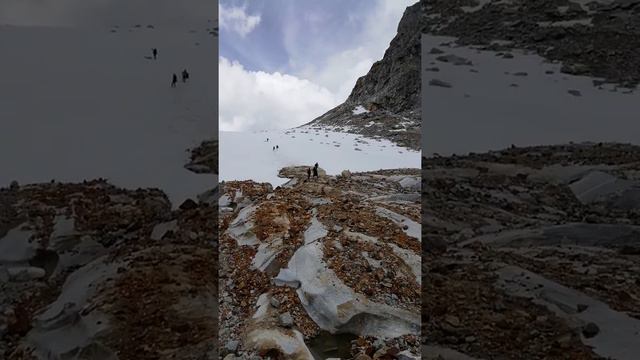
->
[[219, 166, 421, 359], [422, 143, 640, 359]]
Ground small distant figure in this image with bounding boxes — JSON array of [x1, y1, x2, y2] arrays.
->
[[152, 48, 158, 60], [266, 138, 269, 142], [181, 69, 189, 82], [276, 145, 279, 150], [307, 168, 311, 180], [273, 146, 275, 151], [171, 73, 177, 88], [313, 163, 318, 178]]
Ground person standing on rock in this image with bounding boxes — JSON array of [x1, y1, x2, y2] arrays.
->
[[313, 163, 318, 178], [307, 168, 311, 180], [152, 48, 158, 59], [171, 73, 177, 87]]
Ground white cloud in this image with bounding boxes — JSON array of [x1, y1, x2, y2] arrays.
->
[[219, 3, 261, 37], [219, 57, 340, 131], [300, 46, 377, 103]]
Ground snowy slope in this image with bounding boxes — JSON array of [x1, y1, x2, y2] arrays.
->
[[220, 126, 420, 186], [0, 24, 217, 206], [422, 34, 640, 157]]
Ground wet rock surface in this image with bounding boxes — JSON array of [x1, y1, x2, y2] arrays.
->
[[423, 143, 640, 359], [219, 166, 421, 359], [0, 180, 217, 359]]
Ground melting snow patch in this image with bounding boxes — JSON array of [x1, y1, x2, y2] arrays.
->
[[303, 210, 328, 245], [219, 194, 231, 207], [50, 216, 76, 241], [252, 293, 271, 319], [569, 171, 633, 204], [496, 265, 640, 360], [252, 238, 283, 272], [150, 220, 178, 240], [309, 197, 332, 206], [388, 243, 421, 285], [0, 224, 36, 263], [375, 207, 421, 240], [352, 105, 369, 115], [227, 205, 259, 246]]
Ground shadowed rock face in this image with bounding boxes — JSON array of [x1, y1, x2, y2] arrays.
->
[[422, 143, 640, 359], [219, 167, 421, 358], [305, 1, 428, 151], [347, 0, 427, 115]]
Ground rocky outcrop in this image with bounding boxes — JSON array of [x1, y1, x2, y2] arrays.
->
[[219, 166, 421, 359], [423, 143, 640, 359], [186, 139, 218, 175], [305, 1, 428, 151], [0, 180, 218, 359]]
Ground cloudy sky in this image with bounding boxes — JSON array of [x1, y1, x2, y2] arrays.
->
[[0, 0, 216, 29], [220, 0, 417, 131]]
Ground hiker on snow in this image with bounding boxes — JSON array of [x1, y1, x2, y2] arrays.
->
[[182, 69, 189, 82], [152, 48, 158, 59], [272, 146, 275, 151], [276, 145, 279, 150], [171, 74, 177, 87]]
